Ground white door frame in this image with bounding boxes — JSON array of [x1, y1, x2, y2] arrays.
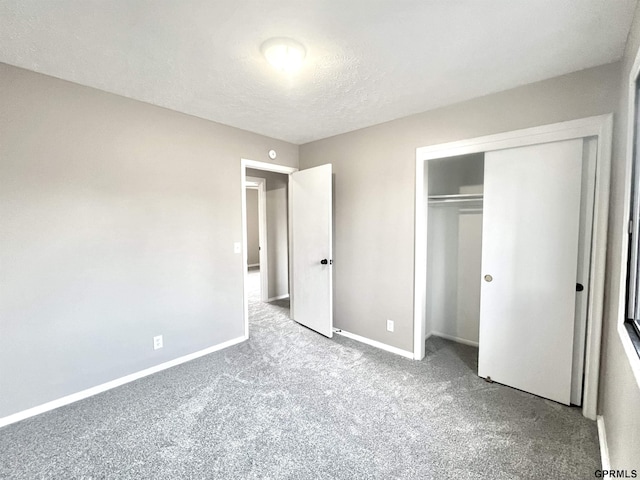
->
[[246, 177, 269, 301], [413, 113, 613, 420], [241, 159, 298, 339]]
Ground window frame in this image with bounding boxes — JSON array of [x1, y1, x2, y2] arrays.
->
[[626, 78, 640, 356]]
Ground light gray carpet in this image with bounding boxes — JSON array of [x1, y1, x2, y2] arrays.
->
[[0, 270, 600, 479]]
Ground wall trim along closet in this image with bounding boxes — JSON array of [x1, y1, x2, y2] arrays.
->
[[413, 114, 613, 420]]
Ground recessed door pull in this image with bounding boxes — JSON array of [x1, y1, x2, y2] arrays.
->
[[576, 283, 584, 292], [484, 274, 493, 282]]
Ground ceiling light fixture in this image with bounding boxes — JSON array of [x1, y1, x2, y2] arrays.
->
[[261, 37, 306, 73]]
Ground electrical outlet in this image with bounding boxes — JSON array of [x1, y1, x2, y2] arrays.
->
[[234, 242, 241, 254], [153, 335, 163, 350], [386, 320, 394, 332]]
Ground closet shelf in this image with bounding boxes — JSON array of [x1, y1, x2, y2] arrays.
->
[[428, 193, 483, 205]]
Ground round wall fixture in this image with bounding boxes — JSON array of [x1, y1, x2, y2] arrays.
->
[[261, 38, 306, 73], [268, 149, 277, 159]]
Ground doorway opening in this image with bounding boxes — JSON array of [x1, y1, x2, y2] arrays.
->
[[245, 176, 264, 297], [241, 160, 297, 338], [241, 159, 334, 340]]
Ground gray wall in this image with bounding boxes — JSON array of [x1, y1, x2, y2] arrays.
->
[[246, 189, 260, 266], [246, 169, 289, 299], [0, 63, 298, 419], [599, 2, 640, 469], [300, 62, 620, 352]]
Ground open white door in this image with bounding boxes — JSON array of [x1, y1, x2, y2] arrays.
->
[[478, 139, 583, 405], [291, 164, 333, 338]]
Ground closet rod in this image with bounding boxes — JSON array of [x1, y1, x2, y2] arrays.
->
[[428, 193, 483, 206], [428, 193, 483, 201]]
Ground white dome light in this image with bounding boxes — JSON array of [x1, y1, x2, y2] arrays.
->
[[261, 38, 306, 73]]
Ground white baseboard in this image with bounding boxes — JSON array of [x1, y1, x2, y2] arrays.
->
[[334, 329, 414, 359], [597, 415, 610, 470], [267, 293, 290, 302], [0, 335, 247, 429], [429, 331, 479, 347]]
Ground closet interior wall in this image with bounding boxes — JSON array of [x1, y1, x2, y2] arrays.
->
[[425, 153, 485, 346]]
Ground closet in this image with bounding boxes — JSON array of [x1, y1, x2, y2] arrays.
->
[[426, 153, 484, 347], [424, 138, 596, 406]]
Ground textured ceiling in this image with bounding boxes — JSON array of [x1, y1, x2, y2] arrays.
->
[[0, 1, 637, 144]]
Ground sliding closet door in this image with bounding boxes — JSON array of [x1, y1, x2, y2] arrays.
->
[[478, 139, 583, 405]]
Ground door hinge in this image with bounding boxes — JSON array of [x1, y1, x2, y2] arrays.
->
[[630, 219, 634, 234]]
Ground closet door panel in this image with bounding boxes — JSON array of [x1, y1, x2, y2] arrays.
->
[[478, 139, 582, 405]]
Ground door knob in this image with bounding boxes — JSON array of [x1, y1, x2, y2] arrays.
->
[[484, 274, 493, 282], [576, 283, 584, 292], [321, 259, 328, 265]]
